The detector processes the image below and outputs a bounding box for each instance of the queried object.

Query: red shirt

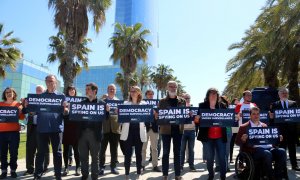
[208,126,222,139]
[0,101,25,132]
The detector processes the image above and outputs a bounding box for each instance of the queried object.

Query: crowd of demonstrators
[1,75,300,180]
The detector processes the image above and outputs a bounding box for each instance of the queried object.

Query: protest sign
[105,100,124,115]
[27,94,65,113]
[274,108,300,123]
[143,99,159,108]
[65,96,86,103]
[198,109,235,127]
[0,106,19,123]
[157,107,191,124]
[118,105,153,123]
[247,127,280,145]
[69,102,106,121]
[242,110,269,124]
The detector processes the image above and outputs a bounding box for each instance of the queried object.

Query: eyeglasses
[130,91,137,93]
[5,92,12,94]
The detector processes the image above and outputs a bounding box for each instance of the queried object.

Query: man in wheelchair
[235,106,288,180]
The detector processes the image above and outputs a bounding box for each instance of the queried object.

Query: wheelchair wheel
[235,152,255,180]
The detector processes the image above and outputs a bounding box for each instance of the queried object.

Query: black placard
[118,105,154,123]
[27,94,65,113]
[143,99,159,108]
[65,96,87,103]
[242,110,269,124]
[274,108,300,123]
[105,100,124,115]
[157,107,191,124]
[198,109,235,127]
[69,102,106,121]
[247,127,280,145]
[0,106,19,123]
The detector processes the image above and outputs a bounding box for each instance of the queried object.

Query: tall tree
[110,23,151,99]
[0,24,22,78]
[48,32,92,93]
[138,64,153,91]
[48,0,111,92]
[151,64,174,99]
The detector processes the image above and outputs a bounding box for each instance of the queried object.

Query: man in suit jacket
[236,106,287,179]
[269,87,300,171]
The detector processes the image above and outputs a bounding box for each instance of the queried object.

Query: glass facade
[0,60,58,99]
[115,0,159,66]
[74,65,123,99]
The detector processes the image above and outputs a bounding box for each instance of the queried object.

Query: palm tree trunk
[287,55,300,103]
[123,71,131,100]
[263,59,279,88]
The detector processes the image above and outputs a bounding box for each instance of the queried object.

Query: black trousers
[26,124,50,172]
[35,132,62,177]
[63,144,80,169]
[99,132,120,169]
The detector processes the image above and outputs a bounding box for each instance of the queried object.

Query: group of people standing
[0,74,299,180]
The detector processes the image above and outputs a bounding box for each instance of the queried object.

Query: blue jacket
[36,90,65,133]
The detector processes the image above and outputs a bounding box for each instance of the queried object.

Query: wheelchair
[234,151,288,180]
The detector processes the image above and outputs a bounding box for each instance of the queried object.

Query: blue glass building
[115,0,159,66]
[0,60,60,98]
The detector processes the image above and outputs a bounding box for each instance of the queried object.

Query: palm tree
[172,76,186,96]
[151,64,174,99]
[110,23,151,99]
[115,71,139,100]
[48,0,111,92]
[138,64,153,91]
[48,32,92,93]
[0,24,22,78]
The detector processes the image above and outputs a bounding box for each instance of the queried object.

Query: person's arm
[235,126,247,146]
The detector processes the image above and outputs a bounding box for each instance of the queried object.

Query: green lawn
[19,132,26,159]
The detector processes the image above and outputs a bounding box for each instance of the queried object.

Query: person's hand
[189,111,193,118]
[106,104,110,112]
[63,101,69,112]
[154,110,158,120]
[194,115,200,124]
[23,99,29,108]
[280,135,283,142]
[114,108,118,114]
[235,114,239,121]
[241,134,248,143]
[269,111,274,119]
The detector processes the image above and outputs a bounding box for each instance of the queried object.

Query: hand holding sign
[241,134,248,143]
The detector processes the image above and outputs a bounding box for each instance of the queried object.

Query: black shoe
[81,175,88,180]
[207,176,214,180]
[0,172,7,179]
[99,168,104,176]
[23,170,34,175]
[111,168,119,174]
[68,159,73,167]
[292,166,300,171]
[153,166,161,172]
[214,166,220,172]
[75,167,81,176]
[42,168,49,174]
[62,168,69,176]
[33,175,41,180]
[189,166,196,172]
[11,172,17,178]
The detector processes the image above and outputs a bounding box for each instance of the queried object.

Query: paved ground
[9,139,300,180]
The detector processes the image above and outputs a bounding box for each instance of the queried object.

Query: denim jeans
[161,126,182,177]
[252,147,287,178]
[180,130,195,167]
[203,138,227,179]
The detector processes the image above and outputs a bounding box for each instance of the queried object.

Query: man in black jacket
[270,87,300,171]
[78,83,109,180]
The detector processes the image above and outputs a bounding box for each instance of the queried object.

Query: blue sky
[0,0,266,104]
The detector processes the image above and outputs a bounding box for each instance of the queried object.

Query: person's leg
[63,144,70,169]
[123,140,133,175]
[204,140,215,178]
[68,145,73,165]
[287,139,297,168]
[89,133,100,180]
[99,133,109,169]
[43,141,50,170]
[187,130,195,168]
[73,143,80,168]
[149,130,159,168]
[110,133,120,169]
[34,133,49,177]
[135,140,143,175]
[0,133,8,173]
[180,132,187,168]
[157,134,162,158]
[252,147,273,178]
[161,134,171,177]
[215,138,227,179]
[172,132,182,177]
[78,130,89,178]
[271,148,287,178]
[25,125,37,173]
[141,132,149,167]
[8,132,20,172]
[229,133,237,162]
[50,132,63,178]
